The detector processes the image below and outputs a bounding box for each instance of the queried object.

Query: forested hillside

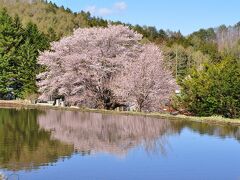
[0,0,239,117]
[0,0,108,39]
[1,0,240,55]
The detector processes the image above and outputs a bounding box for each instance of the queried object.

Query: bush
[178,56,240,118]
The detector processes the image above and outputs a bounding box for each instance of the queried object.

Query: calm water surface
[0,108,240,180]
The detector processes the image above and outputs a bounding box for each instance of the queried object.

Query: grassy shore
[0,100,240,126]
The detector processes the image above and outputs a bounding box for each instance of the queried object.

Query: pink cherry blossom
[37,25,177,111]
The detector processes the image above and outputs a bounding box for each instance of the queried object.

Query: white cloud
[98,8,112,16]
[85,1,127,16]
[114,2,127,11]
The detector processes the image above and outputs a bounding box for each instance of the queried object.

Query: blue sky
[50,0,240,35]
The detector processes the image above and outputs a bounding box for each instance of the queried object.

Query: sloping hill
[0,0,107,38]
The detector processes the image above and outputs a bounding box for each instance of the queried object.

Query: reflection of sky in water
[0,108,240,180]
[3,129,240,180]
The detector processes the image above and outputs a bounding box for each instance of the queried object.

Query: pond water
[0,108,240,180]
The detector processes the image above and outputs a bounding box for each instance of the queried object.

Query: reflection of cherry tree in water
[38,110,240,157]
[1,108,239,174]
[37,110,176,156]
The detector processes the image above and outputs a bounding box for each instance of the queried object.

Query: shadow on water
[0,108,240,172]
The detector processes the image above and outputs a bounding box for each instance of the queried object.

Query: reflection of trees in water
[1,108,239,172]
[0,108,73,171]
[38,110,240,156]
[38,110,175,156]
[171,120,240,141]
